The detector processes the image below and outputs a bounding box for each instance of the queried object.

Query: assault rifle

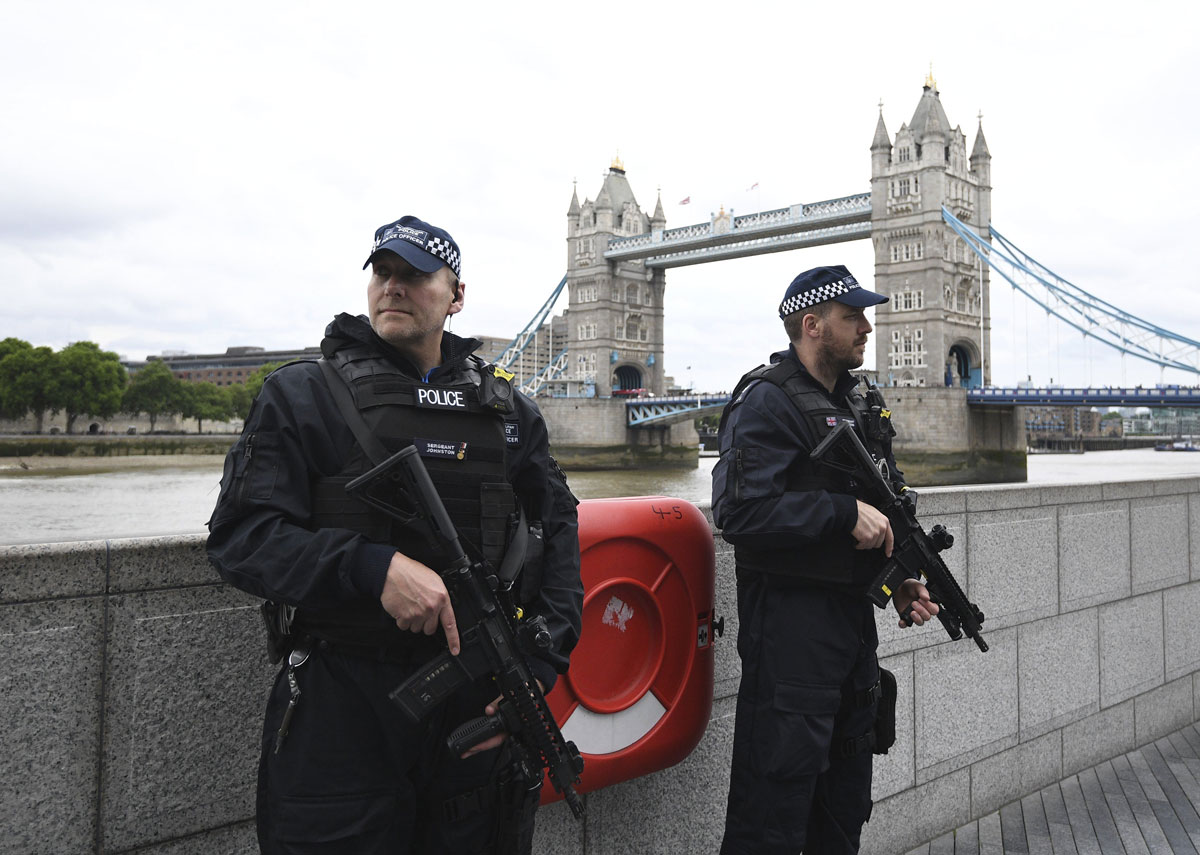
[345,446,585,818]
[811,420,989,652]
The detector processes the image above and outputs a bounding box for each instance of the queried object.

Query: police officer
[207,215,583,854]
[712,265,938,854]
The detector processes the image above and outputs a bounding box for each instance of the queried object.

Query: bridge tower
[870,74,993,388]
[565,157,667,397]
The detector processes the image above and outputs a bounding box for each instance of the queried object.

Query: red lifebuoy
[542,496,716,801]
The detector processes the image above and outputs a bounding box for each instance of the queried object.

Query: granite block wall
[1,596,105,855]
[2,475,1198,853]
[0,537,270,855]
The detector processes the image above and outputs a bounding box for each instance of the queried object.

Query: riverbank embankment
[0,435,234,476]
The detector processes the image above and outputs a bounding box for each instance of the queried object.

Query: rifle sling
[319,358,390,465]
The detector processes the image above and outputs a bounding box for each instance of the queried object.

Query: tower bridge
[495,73,1198,479]
[501,72,998,402]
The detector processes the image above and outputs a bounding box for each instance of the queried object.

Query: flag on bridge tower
[747,182,759,191]
[678,196,691,205]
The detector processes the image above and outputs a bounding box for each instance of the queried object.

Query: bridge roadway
[623,393,731,426]
[969,387,1200,407]
[622,386,1200,427]
[909,722,1200,855]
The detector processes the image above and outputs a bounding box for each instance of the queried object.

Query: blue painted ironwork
[605,193,872,269]
[942,207,1200,377]
[519,347,569,397]
[625,394,732,427]
[968,386,1200,406]
[496,275,568,371]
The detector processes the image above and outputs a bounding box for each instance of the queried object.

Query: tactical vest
[722,358,898,589]
[300,342,518,652]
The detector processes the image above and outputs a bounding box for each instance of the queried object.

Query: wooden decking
[905,724,1200,855]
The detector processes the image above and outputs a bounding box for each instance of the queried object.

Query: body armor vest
[724,358,897,589]
[301,342,518,652]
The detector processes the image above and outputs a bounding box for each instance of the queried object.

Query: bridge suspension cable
[942,207,1200,378]
[495,275,568,374]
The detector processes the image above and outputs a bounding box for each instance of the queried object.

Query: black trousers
[256,644,509,854]
[720,574,879,855]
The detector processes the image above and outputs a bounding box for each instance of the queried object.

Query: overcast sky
[3,1,1197,392]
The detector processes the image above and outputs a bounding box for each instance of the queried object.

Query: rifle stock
[345,445,586,817]
[811,421,989,653]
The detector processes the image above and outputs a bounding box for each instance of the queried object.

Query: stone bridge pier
[536,397,699,469]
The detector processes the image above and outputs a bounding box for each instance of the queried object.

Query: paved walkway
[905,724,1200,855]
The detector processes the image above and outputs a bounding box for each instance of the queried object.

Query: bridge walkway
[906,723,1200,854]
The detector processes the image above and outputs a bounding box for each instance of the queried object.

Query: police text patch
[416,386,468,410]
[375,224,428,251]
[504,421,521,446]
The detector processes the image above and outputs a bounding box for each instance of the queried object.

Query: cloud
[1,0,1197,393]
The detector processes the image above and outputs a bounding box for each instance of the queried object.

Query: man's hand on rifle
[460,680,547,759]
[893,579,939,629]
[852,500,894,557]
[381,552,462,655]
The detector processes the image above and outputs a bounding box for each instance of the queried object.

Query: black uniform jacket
[711,346,901,590]
[207,314,583,689]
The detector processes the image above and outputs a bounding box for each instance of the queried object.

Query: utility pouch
[873,667,897,755]
[260,600,296,665]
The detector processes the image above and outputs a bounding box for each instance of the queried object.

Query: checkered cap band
[778,276,861,317]
[426,236,461,278]
[371,224,461,278]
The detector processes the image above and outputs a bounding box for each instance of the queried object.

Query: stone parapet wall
[3,475,1198,853]
[0,537,271,854]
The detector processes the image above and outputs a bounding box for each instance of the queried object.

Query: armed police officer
[713,265,938,854]
[207,215,583,854]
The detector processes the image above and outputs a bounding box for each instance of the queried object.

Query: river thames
[2,448,1199,546]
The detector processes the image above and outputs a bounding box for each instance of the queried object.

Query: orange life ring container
[542,496,716,801]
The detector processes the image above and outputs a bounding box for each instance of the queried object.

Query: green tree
[245,361,285,401]
[0,337,30,363]
[56,341,128,433]
[181,381,234,433]
[0,344,60,432]
[0,337,34,421]
[122,360,184,432]
[228,382,253,421]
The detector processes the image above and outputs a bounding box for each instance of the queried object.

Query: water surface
[2,448,1198,546]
